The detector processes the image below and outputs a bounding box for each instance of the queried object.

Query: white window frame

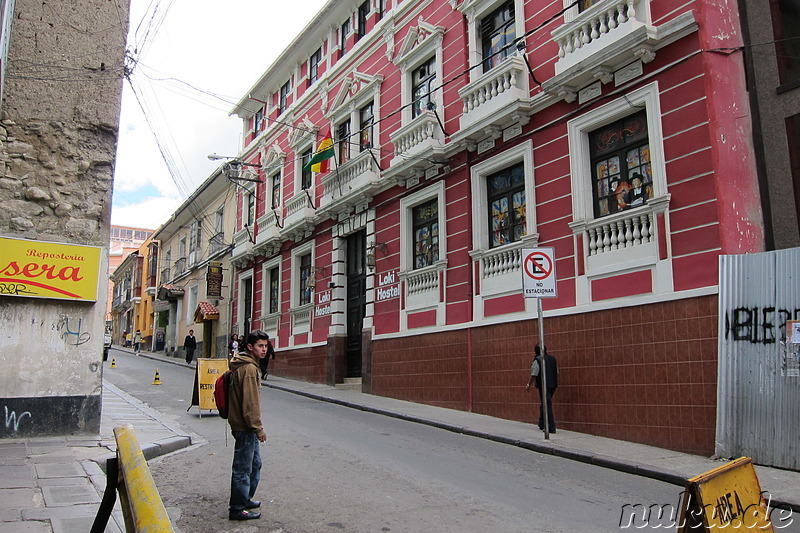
[468,140,538,302]
[458,0,525,80]
[394,22,445,126]
[186,283,198,324]
[399,181,447,315]
[236,268,254,334]
[289,241,314,337]
[327,73,382,169]
[567,82,672,297]
[260,258,282,340]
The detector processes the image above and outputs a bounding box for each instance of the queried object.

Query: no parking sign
[522,247,557,298]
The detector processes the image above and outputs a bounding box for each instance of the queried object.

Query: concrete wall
[0,0,129,437]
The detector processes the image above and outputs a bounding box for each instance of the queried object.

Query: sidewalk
[2,347,798,532]
[0,374,195,533]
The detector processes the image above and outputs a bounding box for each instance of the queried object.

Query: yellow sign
[678,457,773,532]
[0,236,102,301]
[196,358,229,411]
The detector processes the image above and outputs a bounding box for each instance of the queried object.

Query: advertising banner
[0,236,102,301]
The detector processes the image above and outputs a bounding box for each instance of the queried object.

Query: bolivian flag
[304,128,335,173]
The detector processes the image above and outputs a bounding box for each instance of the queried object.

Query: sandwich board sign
[522,247,557,298]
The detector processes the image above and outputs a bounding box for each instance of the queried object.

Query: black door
[346,230,367,378]
[243,277,253,339]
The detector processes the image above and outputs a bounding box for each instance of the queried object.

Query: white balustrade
[556,0,637,61]
[481,247,522,279]
[406,268,438,296]
[586,211,653,256]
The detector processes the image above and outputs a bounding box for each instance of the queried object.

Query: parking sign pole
[538,297,550,440]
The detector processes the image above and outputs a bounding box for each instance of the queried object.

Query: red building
[226,0,762,455]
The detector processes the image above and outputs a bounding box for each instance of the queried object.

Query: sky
[111,0,330,230]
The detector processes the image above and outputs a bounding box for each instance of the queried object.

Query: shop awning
[194,301,220,322]
[157,284,185,300]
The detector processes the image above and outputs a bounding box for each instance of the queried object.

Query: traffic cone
[152,368,161,385]
[110,358,116,368]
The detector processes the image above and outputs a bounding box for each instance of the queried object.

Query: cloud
[112,0,329,231]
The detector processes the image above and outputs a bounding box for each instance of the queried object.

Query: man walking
[133,330,142,353]
[525,344,558,433]
[227,330,270,521]
[184,329,197,364]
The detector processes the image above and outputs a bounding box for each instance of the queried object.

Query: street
[103,348,697,532]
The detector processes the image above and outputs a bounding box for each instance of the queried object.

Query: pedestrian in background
[125,331,132,347]
[525,344,558,433]
[133,330,142,353]
[228,334,239,358]
[227,329,270,521]
[184,329,197,364]
[259,339,276,380]
[238,335,246,354]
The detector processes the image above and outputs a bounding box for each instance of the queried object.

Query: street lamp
[208,154,262,183]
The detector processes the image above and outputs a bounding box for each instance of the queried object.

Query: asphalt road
[103,348,690,532]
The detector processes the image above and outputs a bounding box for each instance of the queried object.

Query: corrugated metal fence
[717,248,800,470]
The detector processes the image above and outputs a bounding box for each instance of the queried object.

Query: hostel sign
[0,236,101,301]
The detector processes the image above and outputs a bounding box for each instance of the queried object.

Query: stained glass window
[271,172,281,210]
[412,199,439,269]
[301,150,312,190]
[359,102,374,151]
[481,1,516,72]
[268,266,279,314]
[487,162,526,248]
[299,253,312,305]
[337,119,351,164]
[590,111,652,217]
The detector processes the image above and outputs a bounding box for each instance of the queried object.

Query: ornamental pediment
[328,71,384,118]
[394,18,445,66]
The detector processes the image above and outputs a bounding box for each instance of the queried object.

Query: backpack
[214,370,232,419]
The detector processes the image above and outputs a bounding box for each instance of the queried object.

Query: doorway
[346,230,367,378]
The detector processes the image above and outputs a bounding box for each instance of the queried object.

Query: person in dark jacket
[184,329,197,364]
[525,344,558,433]
[227,330,270,521]
[258,339,276,380]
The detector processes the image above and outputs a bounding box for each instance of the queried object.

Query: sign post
[522,247,557,439]
[189,358,229,417]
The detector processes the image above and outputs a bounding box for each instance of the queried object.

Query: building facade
[738,0,800,250]
[152,166,236,359]
[0,0,129,437]
[106,225,153,324]
[223,0,765,456]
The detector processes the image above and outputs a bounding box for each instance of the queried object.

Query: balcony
[210,231,227,255]
[282,191,317,241]
[173,257,187,277]
[231,227,255,265]
[160,267,170,284]
[455,55,534,141]
[386,112,447,181]
[255,211,282,257]
[542,2,696,101]
[317,150,382,219]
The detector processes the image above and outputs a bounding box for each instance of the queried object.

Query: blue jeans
[229,431,262,513]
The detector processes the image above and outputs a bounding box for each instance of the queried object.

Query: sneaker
[245,500,261,509]
[229,510,261,521]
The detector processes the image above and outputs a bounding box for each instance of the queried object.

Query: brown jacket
[226,352,265,439]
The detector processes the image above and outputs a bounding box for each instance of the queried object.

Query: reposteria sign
[0,236,102,301]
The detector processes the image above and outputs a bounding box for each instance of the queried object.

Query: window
[337,119,351,164]
[215,206,224,234]
[187,284,198,323]
[189,221,198,252]
[377,0,385,20]
[589,111,652,218]
[301,149,313,190]
[359,102,374,151]
[268,266,280,314]
[412,199,440,269]
[299,253,312,305]
[481,0,515,72]
[487,162,527,248]
[341,18,350,55]
[357,1,369,40]
[309,47,321,86]
[412,56,437,118]
[772,0,800,84]
[254,108,264,134]
[271,171,282,209]
[179,237,186,258]
[246,190,255,226]
[279,80,291,115]
[579,0,599,11]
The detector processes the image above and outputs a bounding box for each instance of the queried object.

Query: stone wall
[0,0,130,437]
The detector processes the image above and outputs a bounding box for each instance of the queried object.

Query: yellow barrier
[113,424,174,533]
